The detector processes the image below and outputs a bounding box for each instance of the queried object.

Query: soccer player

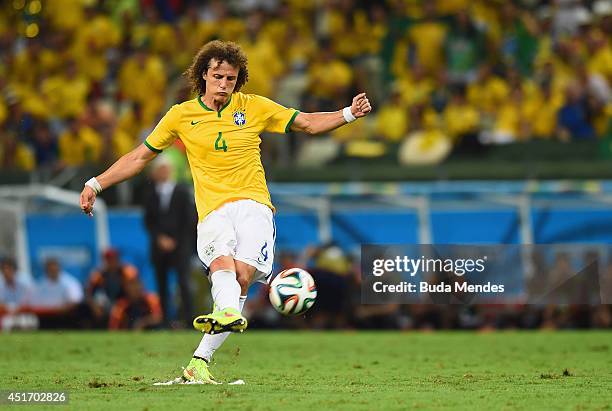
[80,40,372,383]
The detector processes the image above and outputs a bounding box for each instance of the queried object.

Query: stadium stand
[0,1,611,331]
[0,0,610,176]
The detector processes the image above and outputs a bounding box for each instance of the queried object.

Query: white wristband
[85,177,102,194]
[342,106,357,123]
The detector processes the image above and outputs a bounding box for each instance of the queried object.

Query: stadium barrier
[2,182,612,294]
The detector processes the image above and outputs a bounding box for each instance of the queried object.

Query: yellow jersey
[145,92,299,221]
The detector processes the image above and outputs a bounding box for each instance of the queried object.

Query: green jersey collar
[198,95,232,116]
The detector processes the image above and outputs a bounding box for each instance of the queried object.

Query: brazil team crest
[233,110,246,126]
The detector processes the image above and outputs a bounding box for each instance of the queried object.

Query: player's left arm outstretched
[290,92,372,135]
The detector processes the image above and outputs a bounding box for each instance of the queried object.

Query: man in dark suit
[143,156,196,327]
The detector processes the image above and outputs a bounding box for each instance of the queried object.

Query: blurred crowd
[0,0,611,174]
[2,243,611,331]
[0,251,163,331]
[246,244,612,330]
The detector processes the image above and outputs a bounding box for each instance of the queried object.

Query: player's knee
[209,255,235,273]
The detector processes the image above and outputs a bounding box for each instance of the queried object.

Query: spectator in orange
[109,273,162,330]
[85,249,138,328]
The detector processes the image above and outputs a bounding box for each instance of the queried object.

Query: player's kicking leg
[182,268,247,383]
[183,294,247,383]
[192,258,249,334]
[181,260,253,383]
[182,200,272,383]
[193,260,254,336]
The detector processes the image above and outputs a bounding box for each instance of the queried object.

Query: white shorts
[196,199,275,283]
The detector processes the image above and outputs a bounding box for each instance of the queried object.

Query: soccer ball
[269,268,317,315]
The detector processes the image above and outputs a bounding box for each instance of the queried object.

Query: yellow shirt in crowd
[44,0,85,32]
[59,126,102,166]
[375,104,409,142]
[118,54,166,126]
[0,140,34,171]
[444,102,480,139]
[41,73,90,119]
[467,76,509,114]
[408,21,448,72]
[308,58,353,99]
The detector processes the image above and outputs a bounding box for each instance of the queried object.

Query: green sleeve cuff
[144,140,162,153]
[285,110,300,133]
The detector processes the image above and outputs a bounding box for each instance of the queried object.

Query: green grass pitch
[1,331,611,410]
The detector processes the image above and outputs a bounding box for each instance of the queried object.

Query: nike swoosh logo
[191,120,203,125]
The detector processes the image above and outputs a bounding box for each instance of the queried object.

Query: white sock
[210,269,241,311]
[194,295,247,362]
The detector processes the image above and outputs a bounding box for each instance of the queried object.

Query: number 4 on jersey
[215,132,228,152]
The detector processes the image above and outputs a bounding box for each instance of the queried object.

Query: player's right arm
[80,143,158,216]
[80,105,181,216]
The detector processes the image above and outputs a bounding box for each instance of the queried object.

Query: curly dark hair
[184,40,249,95]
